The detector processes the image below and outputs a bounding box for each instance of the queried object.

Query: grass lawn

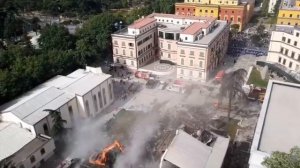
[247,67,268,88]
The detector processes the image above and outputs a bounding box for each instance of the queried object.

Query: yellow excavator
[89,140,124,167]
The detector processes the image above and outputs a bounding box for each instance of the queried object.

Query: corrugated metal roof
[64,70,111,96]
[0,122,35,160]
[163,130,212,168]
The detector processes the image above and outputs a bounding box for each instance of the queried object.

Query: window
[190,51,194,55]
[98,92,103,108]
[211,10,214,13]
[292,52,295,58]
[205,10,208,13]
[289,62,293,68]
[298,54,300,61]
[40,148,46,155]
[109,84,113,100]
[165,33,174,40]
[199,72,202,78]
[93,95,98,112]
[278,57,282,63]
[189,71,193,76]
[297,32,299,37]
[287,39,291,43]
[85,100,90,116]
[115,49,118,54]
[122,42,125,47]
[283,59,286,65]
[190,60,193,66]
[102,88,107,105]
[283,14,285,17]
[19,165,25,168]
[68,106,74,122]
[114,41,118,45]
[199,61,203,68]
[238,17,241,22]
[224,17,227,20]
[181,58,184,65]
[285,49,289,55]
[232,11,234,14]
[200,9,202,12]
[168,54,171,58]
[230,17,233,21]
[168,44,171,49]
[181,49,185,54]
[43,124,49,135]
[30,155,36,163]
[130,51,133,56]
[185,37,187,40]
[280,47,284,53]
[294,41,298,46]
[282,37,286,41]
[290,14,293,17]
[129,43,134,47]
[123,50,125,55]
[200,52,204,57]
[159,31,164,38]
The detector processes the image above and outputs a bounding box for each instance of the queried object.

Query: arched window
[98,92,103,108]
[43,124,49,135]
[40,148,46,155]
[30,155,36,163]
[109,84,113,100]
[102,88,107,105]
[85,100,90,117]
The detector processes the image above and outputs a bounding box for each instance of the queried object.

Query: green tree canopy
[263,146,300,168]
[39,24,76,51]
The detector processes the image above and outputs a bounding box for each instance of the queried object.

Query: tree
[76,12,121,62]
[263,146,300,168]
[43,109,67,136]
[39,24,76,51]
[219,69,248,121]
[261,0,270,16]
[251,34,262,47]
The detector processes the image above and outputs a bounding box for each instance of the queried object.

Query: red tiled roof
[181,22,211,35]
[128,17,156,29]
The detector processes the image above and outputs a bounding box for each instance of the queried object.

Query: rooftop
[257,81,300,153]
[162,130,229,168]
[0,67,111,125]
[128,17,156,29]
[148,13,216,23]
[179,20,228,45]
[181,22,203,35]
[0,122,35,160]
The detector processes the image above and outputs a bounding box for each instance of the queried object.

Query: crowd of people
[227,47,267,57]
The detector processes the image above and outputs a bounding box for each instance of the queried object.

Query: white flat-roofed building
[159,129,229,168]
[0,122,55,168]
[249,80,300,168]
[112,13,230,81]
[0,66,114,167]
[267,25,300,72]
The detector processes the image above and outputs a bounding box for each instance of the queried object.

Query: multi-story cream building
[112,13,230,81]
[267,25,300,72]
[0,66,114,168]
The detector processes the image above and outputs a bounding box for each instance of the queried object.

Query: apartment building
[175,0,254,31]
[0,66,114,168]
[277,0,300,26]
[112,13,230,81]
[267,25,300,72]
[111,17,158,69]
